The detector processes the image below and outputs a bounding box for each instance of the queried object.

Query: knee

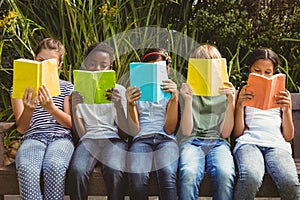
[43,160,67,176]
[68,163,88,179]
[238,167,263,187]
[17,164,40,178]
[128,173,149,188]
[103,167,125,182]
[179,167,200,186]
[214,167,235,184]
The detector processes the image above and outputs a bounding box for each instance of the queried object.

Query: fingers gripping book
[12,58,60,99]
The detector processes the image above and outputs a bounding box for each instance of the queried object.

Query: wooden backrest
[291,93,300,159]
[0,122,15,168]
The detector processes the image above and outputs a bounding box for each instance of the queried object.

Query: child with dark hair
[233,47,300,199]
[11,38,74,200]
[68,42,128,200]
[126,48,179,200]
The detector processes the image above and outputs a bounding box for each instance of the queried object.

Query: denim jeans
[234,144,300,200]
[127,134,179,200]
[68,138,128,200]
[16,133,74,200]
[179,138,235,200]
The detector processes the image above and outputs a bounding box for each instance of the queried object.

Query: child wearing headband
[126,48,179,200]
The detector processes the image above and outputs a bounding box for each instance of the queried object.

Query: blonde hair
[190,44,222,59]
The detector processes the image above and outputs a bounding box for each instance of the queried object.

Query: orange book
[244,73,286,110]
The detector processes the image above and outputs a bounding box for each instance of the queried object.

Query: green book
[73,70,116,104]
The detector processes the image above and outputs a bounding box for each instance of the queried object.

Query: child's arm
[276,90,294,141]
[38,85,72,129]
[179,83,193,136]
[106,88,128,139]
[11,88,37,134]
[233,86,254,138]
[219,82,236,138]
[162,79,179,134]
[69,91,86,136]
[125,86,140,136]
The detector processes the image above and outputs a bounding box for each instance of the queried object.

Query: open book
[130,61,171,102]
[187,58,229,96]
[244,73,286,110]
[73,70,116,104]
[12,58,60,99]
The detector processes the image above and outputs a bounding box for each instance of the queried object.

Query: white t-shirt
[234,106,292,154]
[75,84,127,140]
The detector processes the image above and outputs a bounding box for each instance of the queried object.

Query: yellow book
[187,58,229,96]
[12,58,60,99]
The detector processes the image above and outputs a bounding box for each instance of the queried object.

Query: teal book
[130,61,171,102]
[73,70,116,104]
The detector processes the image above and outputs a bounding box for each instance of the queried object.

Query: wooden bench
[0,93,299,199]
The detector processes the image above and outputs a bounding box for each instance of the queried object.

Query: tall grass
[0,0,299,125]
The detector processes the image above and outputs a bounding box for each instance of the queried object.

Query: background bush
[1,0,300,122]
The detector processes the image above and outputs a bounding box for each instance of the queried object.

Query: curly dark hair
[86,42,115,64]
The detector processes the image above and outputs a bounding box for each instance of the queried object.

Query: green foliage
[0,0,300,124]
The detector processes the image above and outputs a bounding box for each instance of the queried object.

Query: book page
[156,61,172,101]
[187,58,228,96]
[12,58,60,99]
[73,70,115,104]
[244,73,286,110]
[211,59,229,95]
[41,59,60,97]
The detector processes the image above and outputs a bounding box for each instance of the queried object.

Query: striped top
[12,80,74,137]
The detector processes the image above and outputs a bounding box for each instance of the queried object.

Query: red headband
[141,52,164,62]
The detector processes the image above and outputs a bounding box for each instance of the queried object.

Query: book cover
[244,73,286,110]
[187,58,229,96]
[73,70,116,104]
[12,58,60,99]
[129,61,172,102]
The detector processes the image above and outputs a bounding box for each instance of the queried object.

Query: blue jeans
[16,133,74,200]
[68,138,128,200]
[127,134,179,200]
[234,144,300,200]
[179,138,235,200]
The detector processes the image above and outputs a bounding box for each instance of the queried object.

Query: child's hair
[141,48,172,65]
[190,44,222,59]
[86,42,115,64]
[245,47,280,72]
[34,38,65,63]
